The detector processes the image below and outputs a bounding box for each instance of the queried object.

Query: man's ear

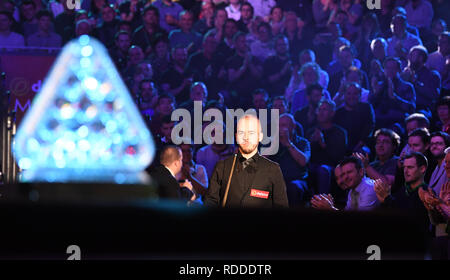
[420,165,426,175]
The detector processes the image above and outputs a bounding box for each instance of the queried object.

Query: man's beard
[238,143,258,154]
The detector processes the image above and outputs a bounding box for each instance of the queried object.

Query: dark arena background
[0,0,449,264]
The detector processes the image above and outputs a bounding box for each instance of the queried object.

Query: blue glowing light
[13,36,155,183]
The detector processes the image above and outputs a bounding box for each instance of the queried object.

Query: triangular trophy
[13,35,155,184]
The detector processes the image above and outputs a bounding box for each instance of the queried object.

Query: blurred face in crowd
[119,23,131,34]
[102,6,115,23]
[241,4,253,21]
[155,40,168,58]
[190,83,207,102]
[346,70,361,84]
[272,99,287,114]
[335,12,348,27]
[224,20,238,39]
[271,7,283,22]
[371,40,386,60]
[140,81,156,102]
[432,20,446,37]
[215,9,227,27]
[21,3,36,21]
[1,1,14,13]
[375,134,396,160]
[258,25,270,42]
[128,46,144,65]
[437,104,450,124]
[309,89,324,107]
[391,17,406,37]
[173,47,188,66]
[344,85,361,109]
[430,136,447,159]
[236,115,262,155]
[160,121,175,142]
[76,21,91,36]
[116,33,131,53]
[252,93,267,110]
[302,66,319,86]
[144,10,159,26]
[403,157,425,185]
[408,136,429,154]
[203,34,218,54]
[439,35,450,55]
[138,62,153,79]
[284,13,297,32]
[316,102,334,123]
[341,162,363,190]
[279,115,295,138]
[338,49,353,69]
[406,120,424,135]
[0,14,11,32]
[202,2,214,19]
[157,97,175,116]
[409,49,425,69]
[234,34,248,54]
[275,37,289,56]
[180,12,194,32]
[180,144,193,165]
[384,60,400,79]
[38,15,52,32]
[335,166,347,190]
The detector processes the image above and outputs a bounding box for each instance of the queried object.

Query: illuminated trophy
[13,35,155,184]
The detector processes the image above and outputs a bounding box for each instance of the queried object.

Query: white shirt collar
[164,165,176,178]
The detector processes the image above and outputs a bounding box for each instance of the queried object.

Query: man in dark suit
[204,114,289,208]
[150,145,196,202]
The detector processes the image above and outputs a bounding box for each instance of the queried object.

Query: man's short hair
[271,95,288,107]
[143,4,160,18]
[160,145,181,166]
[370,37,387,51]
[383,56,402,70]
[344,82,362,95]
[115,30,130,40]
[391,14,407,25]
[436,95,450,110]
[241,2,254,14]
[430,131,450,147]
[408,128,431,144]
[318,98,336,111]
[252,88,269,99]
[20,0,36,9]
[157,92,176,107]
[409,45,429,61]
[345,66,363,82]
[36,10,52,20]
[404,151,428,169]
[374,128,401,149]
[405,113,430,128]
[299,49,316,62]
[232,31,246,43]
[339,156,363,171]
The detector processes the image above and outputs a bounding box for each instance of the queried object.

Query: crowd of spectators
[1,0,450,258]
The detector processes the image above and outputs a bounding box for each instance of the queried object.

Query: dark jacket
[150,165,193,201]
[204,153,289,208]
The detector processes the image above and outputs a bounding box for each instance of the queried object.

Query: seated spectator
[289,63,331,113]
[148,35,171,83]
[370,57,416,129]
[307,99,348,194]
[226,31,263,108]
[311,156,379,211]
[436,96,450,134]
[249,21,275,63]
[328,45,369,96]
[404,0,433,30]
[355,128,401,186]
[54,3,76,44]
[177,142,209,199]
[180,81,208,114]
[270,95,304,137]
[20,0,38,39]
[225,0,241,21]
[285,49,329,102]
[208,8,227,43]
[193,1,215,34]
[160,45,192,104]
[168,10,202,54]
[268,114,311,207]
[74,19,93,37]
[370,37,388,67]
[424,19,447,53]
[334,82,375,152]
[428,131,450,195]
[354,13,381,71]
[294,84,327,134]
[137,79,158,121]
[0,11,24,48]
[119,0,144,32]
[386,14,422,63]
[216,18,238,58]
[268,5,283,36]
[132,5,168,56]
[251,88,269,110]
[426,32,450,79]
[333,66,371,107]
[149,145,197,203]
[402,45,441,112]
[236,2,253,33]
[27,10,62,48]
[149,93,176,137]
[185,30,227,98]
[93,5,119,50]
[262,35,292,96]
[282,11,308,62]
[110,31,131,72]
[152,0,184,32]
